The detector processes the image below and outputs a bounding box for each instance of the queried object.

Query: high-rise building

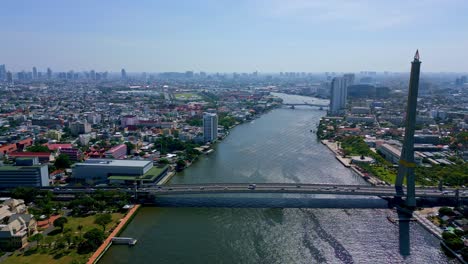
[6,71,13,84]
[90,70,96,80]
[330,77,347,115]
[329,73,355,115]
[47,68,52,79]
[0,64,6,80]
[121,68,127,80]
[70,121,92,136]
[203,113,218,143]
[32,67,37,79]
[343,73,355,86]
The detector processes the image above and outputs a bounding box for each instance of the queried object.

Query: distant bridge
[283,103,329,108]
[137,183,465,199]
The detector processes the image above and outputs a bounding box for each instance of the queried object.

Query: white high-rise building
[330,74,354,115]
[203,113,218,143]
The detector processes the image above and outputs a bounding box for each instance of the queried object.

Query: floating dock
[111,237,137,246]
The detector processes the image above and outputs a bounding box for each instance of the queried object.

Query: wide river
[100,93,454,264]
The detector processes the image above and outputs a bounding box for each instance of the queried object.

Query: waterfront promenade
[87,204,141,264]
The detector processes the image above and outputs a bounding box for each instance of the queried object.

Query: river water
[100,94,454,264]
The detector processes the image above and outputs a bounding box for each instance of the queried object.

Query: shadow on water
[151,196,389,209]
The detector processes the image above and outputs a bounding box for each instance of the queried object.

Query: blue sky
[1,0,467,72]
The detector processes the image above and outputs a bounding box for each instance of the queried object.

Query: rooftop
[108,165,168,181]
[77,159,152,168]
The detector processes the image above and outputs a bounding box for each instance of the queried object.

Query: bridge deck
[139,183,464,198]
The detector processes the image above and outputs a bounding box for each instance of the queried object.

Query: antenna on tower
[414,50,420,61]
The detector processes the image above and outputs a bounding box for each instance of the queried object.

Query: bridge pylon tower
[395,50,421,208]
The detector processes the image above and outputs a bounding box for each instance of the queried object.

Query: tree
[11,187,38,203]
[42,204,53,224]
[125,142,135,155]
[159,158,169,165]
[77,224,84,237]
[64,232,73,247]
[53,216,68,232]
[439,207,454,217]
[54,154,72,169]
[26,144,50,153]
[445,237,464,251]
[176,159,186,171]
[442,231,457,240]
[94,213,112,232]
[454,229,464,237]
[462,247,468,261]
[28,233,43,249]
[78,228,105,254]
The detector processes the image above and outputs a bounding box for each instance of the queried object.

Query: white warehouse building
[72,159,153,184]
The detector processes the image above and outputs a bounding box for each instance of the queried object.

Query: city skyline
[1,0,468,72]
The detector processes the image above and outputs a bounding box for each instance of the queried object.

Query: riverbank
[87,204,141,264]
[157,171,175,185]
[321,139,385,186]
[415,208,468,264]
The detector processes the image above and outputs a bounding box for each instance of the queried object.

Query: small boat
[387,216,397,224]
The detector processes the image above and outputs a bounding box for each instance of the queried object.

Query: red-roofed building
[0,144,17,156]
[0,138,33,156]
[43,143,73,151]
[105,144,127,159]
[16,138,33,150]
[9,152,52,163]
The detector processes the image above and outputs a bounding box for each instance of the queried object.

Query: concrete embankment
[87,204,141,264]
[321,140,384,185]
[414,209,467,264]
[157,171,176,185]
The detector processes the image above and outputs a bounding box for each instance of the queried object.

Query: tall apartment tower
[329,73,355,115]
[6,71,13,84]
[330,77,347,115]
[32,67,37,79]
[203,113,218,143]
[0,64,6,80]
[121,68,127,80]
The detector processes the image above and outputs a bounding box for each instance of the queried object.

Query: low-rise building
[346,115,375,124]
[0,214,36,250]
[0,164,49,188]
[105,144,127,159]
[72,159,153,184]
[59,148,82,162]
[9,152,52,163]
[377,143,422,165]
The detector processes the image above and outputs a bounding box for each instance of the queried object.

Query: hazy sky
[1,0,467,72]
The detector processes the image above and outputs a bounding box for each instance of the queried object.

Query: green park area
[339,136,467,186]
[3,188,132,264]
[3,213,123,264]
[174,93,201,101]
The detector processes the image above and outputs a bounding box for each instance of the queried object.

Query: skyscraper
[203,113,218,143]
[0,64,6,80]
[6,71,13,84]
[329,73,355,115]
[90,70,96,80]
[32,67,37,79]
[343,73,355,86]
[47,68,52,79]
[330,77,347,115]
[121,68,127,80]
